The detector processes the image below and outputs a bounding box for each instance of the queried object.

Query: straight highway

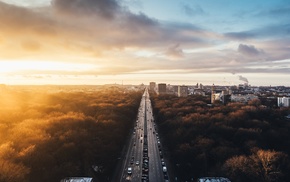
[118,88,168,182]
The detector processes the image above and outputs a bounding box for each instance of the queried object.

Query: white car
[162,166,167,173]
[136,161,140,165]
[127,167,132,175]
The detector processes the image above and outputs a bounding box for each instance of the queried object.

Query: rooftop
[197,177,231,182]
[60,177,93,182]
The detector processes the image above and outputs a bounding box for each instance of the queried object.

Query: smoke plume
[238,75,248,83]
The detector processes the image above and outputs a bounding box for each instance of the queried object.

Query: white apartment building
[230,94,258,103]
[277,97,290,107]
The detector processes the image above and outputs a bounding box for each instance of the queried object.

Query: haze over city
[0,0,289,86]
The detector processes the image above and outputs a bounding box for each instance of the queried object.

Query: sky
[0,0,290,86]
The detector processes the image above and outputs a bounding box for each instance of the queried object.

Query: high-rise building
[158,83,167,94]
[200,83,203,89]
[173,86,178,95]
[149,82,156,91]
[178,86,188,97]
[278,97,290,107]
[211,84,216,104]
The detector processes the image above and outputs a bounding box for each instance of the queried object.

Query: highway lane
[119,97,144,182]
[146,95,164,182]
[119,88,167,182]
[120,90,146,182]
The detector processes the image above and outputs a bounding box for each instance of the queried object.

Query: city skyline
[0,0,290,86]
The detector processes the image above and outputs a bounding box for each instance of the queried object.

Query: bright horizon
[0,0,290,86]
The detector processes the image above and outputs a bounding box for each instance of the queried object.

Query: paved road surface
[119,88,169,182]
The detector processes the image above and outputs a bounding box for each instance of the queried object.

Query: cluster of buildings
[150,82,205,98]
[149,82,290,107]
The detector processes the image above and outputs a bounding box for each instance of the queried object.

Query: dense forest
[150,93,290,182]
[0,86,142,182]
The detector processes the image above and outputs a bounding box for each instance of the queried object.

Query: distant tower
[178,86,188,97]
[211,84,216,104]
[149,82,156,91]
[200,83,203,89]
[158,83,167,95]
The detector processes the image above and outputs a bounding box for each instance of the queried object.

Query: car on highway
[163,166,167,173]
[130,158,134,164]
[141,174,148,180]
[136,161,139,165]
[164,173,169,180]
[142,167,149,174]
[127,167,132,175]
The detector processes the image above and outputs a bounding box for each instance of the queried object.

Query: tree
[0,160,29,182]
[223,150,290,182]
[223,155,262,182]
[248,98,261,107]
[256,150,289,182]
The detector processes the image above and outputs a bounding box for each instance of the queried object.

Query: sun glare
[0,61,99,73]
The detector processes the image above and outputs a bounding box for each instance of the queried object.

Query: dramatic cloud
[164,44,184,59]
[238,44,264,57]
[52,0,120,19]
[224,24,290,40]
[224,31,256,40]
[181,4,204,17]
[259,39,290,61]
[1,0,290,86]
[121,0,143,9]
[0,0,211,61]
